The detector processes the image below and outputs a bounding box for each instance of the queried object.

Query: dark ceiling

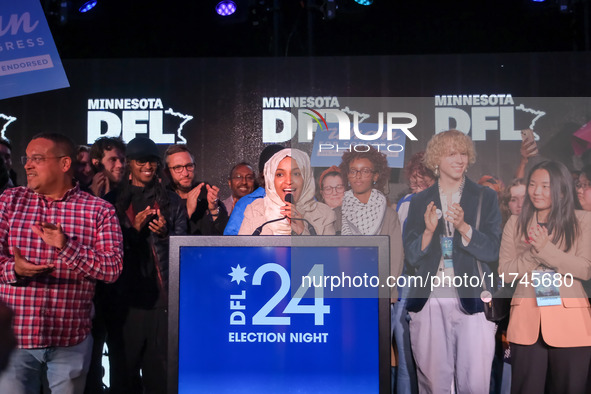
[44,0,590,58]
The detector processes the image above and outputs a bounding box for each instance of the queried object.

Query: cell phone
[521,129,538,157]
[93,161,105,173]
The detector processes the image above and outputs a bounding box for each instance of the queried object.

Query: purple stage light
[216,1,237,16]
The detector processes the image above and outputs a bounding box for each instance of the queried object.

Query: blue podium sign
[0,0,69,100]
[169,236,391,394]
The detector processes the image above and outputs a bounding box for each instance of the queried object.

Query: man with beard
[222,162,256,216]
[164,144,227,234]
[89,137,126,197]
[85,137,126,393]
[105,137,186,393]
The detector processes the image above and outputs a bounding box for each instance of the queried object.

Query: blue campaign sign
[169,236,391,394]
[310,122,406,168]
[0,0,69,100]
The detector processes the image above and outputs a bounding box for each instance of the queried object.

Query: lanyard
[438,177,465,237]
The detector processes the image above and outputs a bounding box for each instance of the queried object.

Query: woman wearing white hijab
[239,148,336,235]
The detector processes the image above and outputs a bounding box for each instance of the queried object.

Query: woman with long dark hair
[499,160,591,394]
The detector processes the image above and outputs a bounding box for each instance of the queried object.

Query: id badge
[533,269,561,307]
[440,236,453,269]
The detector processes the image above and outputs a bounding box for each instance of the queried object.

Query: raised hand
[148,209,167,236]
[13,247,54,277]
[31,222,67,250]
[186,183,204,218]
[133,206,157,232]
[528,224,550,253]
[281,202,305,235]
[424,201,438,234]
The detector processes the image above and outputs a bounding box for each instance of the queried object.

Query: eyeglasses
[231,174,254,182]
[21,155,66,165]
[348,168,375,178]
[169,163,195,173]
[576,181,591,190]
[134,158,158,166]
[322,185,345,194]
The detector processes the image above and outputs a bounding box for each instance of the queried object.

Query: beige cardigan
[238,198,336,236]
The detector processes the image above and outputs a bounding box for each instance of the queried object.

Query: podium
[168,236,391,394]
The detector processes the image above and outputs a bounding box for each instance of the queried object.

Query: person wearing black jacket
[105,137,187,394]
[403,130,501,394]
[163,144,227,235]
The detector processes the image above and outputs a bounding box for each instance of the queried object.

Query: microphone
[252,217,285,236]
[290,217,317,236]
[284,193,293,203]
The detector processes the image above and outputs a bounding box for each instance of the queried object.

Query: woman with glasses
[499,160,591,393]
[334,147,404,391]
[403,129,501,393]
[239,148,335,235]
[335,147,403,281]
[317,165,345,209]
[576,165,591,211]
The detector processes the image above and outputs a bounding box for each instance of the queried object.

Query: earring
[434,165,439,177]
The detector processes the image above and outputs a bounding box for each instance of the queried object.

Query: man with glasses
[164,144,227,235]
[0,133,123,394]
[223,144,285,235]
[223,162,256,215]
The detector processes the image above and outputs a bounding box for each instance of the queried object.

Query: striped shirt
[0,185,123,348]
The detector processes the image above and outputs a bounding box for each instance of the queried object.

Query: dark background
[3,0,588,198]
[42,0,591,58]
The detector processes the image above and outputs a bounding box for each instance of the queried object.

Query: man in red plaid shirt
[0,133,123,394]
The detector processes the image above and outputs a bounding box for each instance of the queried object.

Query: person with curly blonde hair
[403,129,502,393]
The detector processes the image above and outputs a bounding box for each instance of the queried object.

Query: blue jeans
[0,335,92,394]
[391,281,418,394]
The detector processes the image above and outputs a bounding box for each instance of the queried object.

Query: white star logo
[228,264,249,284]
